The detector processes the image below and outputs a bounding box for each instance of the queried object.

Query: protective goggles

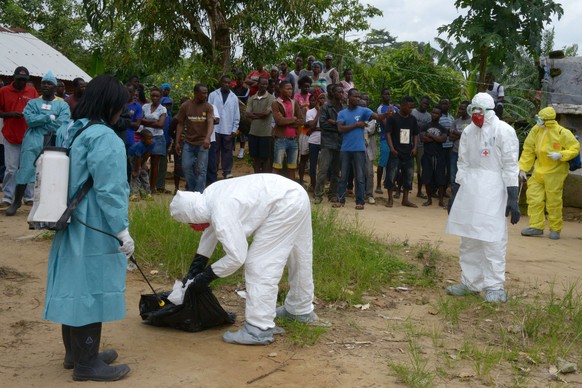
[534,115,545,127]
[467,103,494,115]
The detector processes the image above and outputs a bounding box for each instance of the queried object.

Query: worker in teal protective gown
[43,75,133,382]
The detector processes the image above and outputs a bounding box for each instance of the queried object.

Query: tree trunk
[203,0,231,74]
[214,25,231,74]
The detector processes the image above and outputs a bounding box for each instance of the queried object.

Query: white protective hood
[471,92,496,123]
[170,190,211,224]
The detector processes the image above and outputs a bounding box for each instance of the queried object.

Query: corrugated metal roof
[0,29,91,81]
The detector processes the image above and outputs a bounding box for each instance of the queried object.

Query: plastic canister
[28,147,70,228]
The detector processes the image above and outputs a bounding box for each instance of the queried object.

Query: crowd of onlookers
[149,54,506,211]
[0,59,507,212]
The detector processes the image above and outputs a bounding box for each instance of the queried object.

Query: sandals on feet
[355,204,364,210]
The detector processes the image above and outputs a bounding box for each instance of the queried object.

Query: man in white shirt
[208,75,240,179]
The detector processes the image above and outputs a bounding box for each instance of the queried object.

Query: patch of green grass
[434,295,479,326]
[311,208,419,302]
[430,323,444,349]
[388,325,434,387]
[275,319,327,347]
[512,282,582,363]
[431,282,582,385]
[459,340,504,384]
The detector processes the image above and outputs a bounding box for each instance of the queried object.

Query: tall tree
[83,0,381,74]
[355,42,465,109]
[437,0,563,90]
[364,28,397,49]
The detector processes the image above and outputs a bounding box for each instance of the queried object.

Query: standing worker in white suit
[170,173,317,345]
[445,93,520,303]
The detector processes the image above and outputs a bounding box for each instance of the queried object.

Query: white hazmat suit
[445,93,519,301]
[170,174,315,342]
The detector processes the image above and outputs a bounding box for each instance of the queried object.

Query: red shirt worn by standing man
[245,67,270,97]
[0,68,39,145]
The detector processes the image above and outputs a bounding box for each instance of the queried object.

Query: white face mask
[535,115,545,127]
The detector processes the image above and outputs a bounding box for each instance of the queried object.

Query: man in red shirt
[271,81,304,179]
[0,66,38,209]
[244,65,269,97]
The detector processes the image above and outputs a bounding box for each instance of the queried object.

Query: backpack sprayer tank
[27,147,70,229]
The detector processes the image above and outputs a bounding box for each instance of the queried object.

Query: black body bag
[139,285,235,332]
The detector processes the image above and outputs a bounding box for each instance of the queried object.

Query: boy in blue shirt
[128,129,154,201]
[334,89,386,209]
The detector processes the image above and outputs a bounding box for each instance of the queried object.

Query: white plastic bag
[167,279,193,305]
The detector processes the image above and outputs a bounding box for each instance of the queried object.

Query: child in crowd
[128,129,154,201]
[305,89,326,192]
[295,78,312,189]
[294,76,312,111]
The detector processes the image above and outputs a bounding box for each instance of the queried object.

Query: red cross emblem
[481,149,490,156]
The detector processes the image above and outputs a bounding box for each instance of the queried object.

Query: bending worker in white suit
[170,173,317,345]
[446,93,520,303]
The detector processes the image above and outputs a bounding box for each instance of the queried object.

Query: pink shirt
[293,92,311,112]
[282,99,296,137]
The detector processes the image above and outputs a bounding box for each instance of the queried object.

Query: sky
[362,0,581,54]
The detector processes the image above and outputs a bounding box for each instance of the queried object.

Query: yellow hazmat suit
[518,107,580,233]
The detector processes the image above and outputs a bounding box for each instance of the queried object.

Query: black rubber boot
[71,323,130,381]
[5,184,25,216]
[62,325,119,369]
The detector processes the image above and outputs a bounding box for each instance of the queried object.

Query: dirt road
[1,186,581,387]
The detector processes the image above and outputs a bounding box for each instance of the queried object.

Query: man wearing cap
[0,66,38,210]
[6,70,71,216]
[322,54,339,86]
